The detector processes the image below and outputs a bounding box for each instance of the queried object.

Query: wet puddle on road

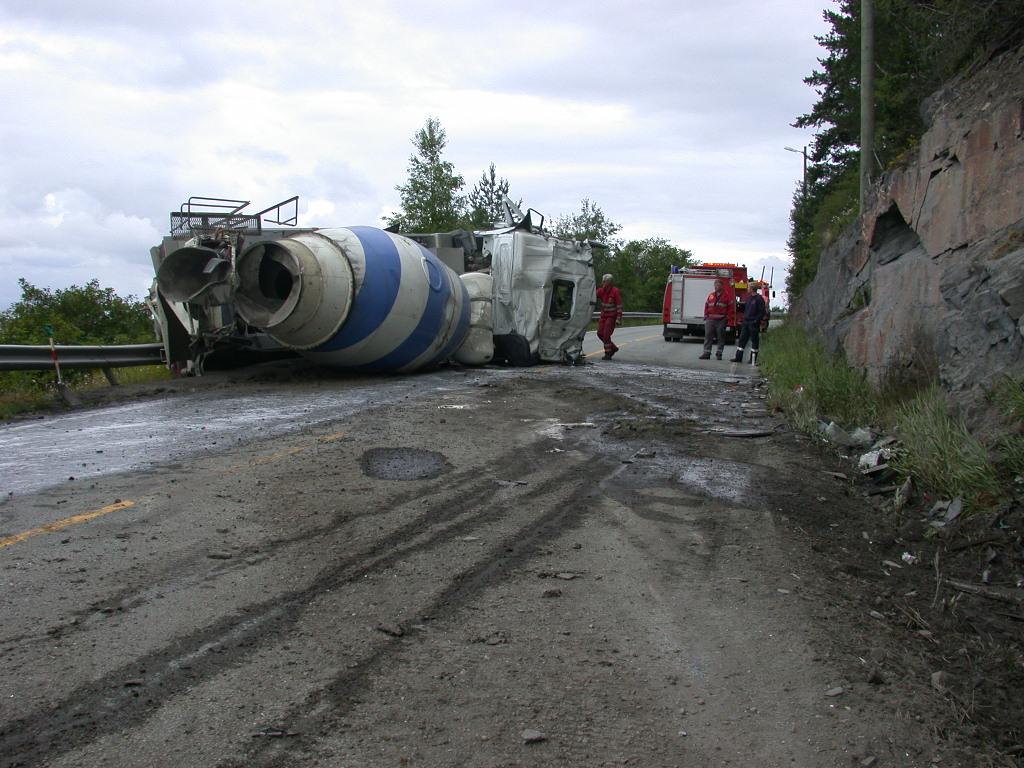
[360,448,451,481]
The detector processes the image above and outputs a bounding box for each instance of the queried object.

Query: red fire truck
[662,263,771,342]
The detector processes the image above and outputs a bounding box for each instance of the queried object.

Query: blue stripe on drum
[313,226,401,352]
[357,244,454,372]
[425,277,471,367]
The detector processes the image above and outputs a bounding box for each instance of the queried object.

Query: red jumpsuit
[596,285,623,358]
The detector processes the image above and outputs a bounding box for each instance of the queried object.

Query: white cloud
[0,0,828,310]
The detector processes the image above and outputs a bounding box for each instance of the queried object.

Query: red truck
[661,263,771,342]
[662,263,743,342]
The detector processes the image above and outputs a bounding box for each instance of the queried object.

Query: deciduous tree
[385,117,466,232]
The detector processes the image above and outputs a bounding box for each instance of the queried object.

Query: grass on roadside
[758,323,879,430]
[892,386,1001,505]
[0,364,173,420]
[760,324,1022,511]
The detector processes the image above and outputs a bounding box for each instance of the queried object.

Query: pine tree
[467,163,513,228]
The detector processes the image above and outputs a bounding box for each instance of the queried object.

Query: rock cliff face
[794,43,1024,420]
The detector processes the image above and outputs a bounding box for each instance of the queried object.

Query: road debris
[931,671,952,693]
[252,727,301,738]
[520,729,546,744]
[375,623,405,637]
[824,686,845,698]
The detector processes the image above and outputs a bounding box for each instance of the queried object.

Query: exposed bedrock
[794,43,1024,422]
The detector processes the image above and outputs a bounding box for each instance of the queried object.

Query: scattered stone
[542,588,563,598]
[824,686,845,698]
[207,551,234,560]
[869,610,886,620]
[901,552,918,566]
[123,679,144,687]
[894,477,913,511]
[824,471,849,480]
[633,448,657,458]
[777,588,791,595]
[848,427,874,447]
[861,757,878,767]
[882,560,903,570]
[521,729,546,744]
[943,498,964,525]
[456,536,480,542]
[867,668,886,685]
[376,623,404,637]
[555,572,578,581]
[931,671,952,693]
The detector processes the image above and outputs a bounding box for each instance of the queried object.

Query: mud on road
[0,363,1013,767]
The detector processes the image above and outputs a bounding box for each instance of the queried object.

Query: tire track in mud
[0,441,611,768]
[227,453,621,768]
[0,442,538,656]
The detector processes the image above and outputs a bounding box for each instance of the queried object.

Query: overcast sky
[0,0,830,312]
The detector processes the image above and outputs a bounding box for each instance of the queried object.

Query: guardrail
[0,344,165,372]
[591,312,662,320]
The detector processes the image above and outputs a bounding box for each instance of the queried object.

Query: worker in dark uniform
[699,279,729,360]
[596,273,623,360]
[732,286,767,363]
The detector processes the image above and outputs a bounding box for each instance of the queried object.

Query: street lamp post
[784,145,808,197]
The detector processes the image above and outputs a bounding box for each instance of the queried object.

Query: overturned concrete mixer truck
[148,196,598,373]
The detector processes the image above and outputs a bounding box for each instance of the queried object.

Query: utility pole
[859,0,875,214]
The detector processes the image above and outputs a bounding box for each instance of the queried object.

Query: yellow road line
[3,428,349,550]
[585,332,663,358]
[0,500,136,550]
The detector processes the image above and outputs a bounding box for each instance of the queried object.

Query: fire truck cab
[661,263,748,342]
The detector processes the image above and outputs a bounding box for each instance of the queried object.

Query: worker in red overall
[699,278,730,360]
[596,273,623,360]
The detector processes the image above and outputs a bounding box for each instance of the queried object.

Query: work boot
[750,349,759,365]
[732,349,743,363]
[601,352,612,360]
[715,351,722,360]
[698,351,711,360]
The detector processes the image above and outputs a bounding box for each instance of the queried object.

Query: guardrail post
[102,367,119,386]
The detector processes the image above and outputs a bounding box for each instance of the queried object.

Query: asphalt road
[581,324,759,372]
[0,330,949,767]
